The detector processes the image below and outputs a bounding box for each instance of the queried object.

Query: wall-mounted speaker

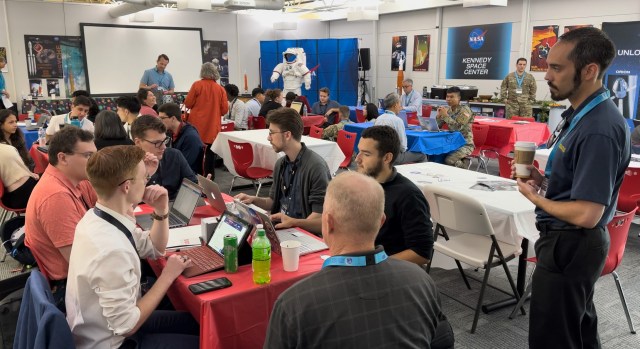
[358,48,371,71]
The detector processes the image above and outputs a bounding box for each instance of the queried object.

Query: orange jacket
[184,79,229,144]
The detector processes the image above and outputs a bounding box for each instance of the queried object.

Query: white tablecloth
[535,149,640,170]
[211,129,345,176]
[396,162,538,251]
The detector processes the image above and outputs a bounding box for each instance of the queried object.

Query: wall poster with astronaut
[203,40,229,86]
[602,21,640,120]
[530,25,559,72]
[391,36,407,71]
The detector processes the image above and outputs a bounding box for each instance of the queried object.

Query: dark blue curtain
[260,38,358,107]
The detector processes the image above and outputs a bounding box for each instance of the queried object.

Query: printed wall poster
[24,35,63,79]
[445,23,512,80]
[0,47,7,72]
[29,79,43,98]
[203,40,229,86]
[47,79,60,97]
[530,25,559,72]
[391,36,407,71]
[602,21,640,120]
[413,35,430,72]
[563,24,593,33]
[60,37,87,97]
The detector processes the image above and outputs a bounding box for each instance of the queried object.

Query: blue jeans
[120,310,199,349]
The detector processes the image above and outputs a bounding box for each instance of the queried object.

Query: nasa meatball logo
[468,28,487,50]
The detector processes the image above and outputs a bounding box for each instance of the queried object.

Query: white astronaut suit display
[270,47,311,96]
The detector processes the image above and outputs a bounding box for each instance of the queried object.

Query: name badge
[515,88,523,94]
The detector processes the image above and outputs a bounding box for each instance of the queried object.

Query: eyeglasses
[118,174,151,186]
[142,136,170,148]
[68,151,95,159]
[268,130,288,136]
[402,85,411,88]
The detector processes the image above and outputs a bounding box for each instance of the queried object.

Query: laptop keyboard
[180,248,223,270]
[168,215,183,228]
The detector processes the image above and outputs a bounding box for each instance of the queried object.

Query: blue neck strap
[544,89,610,177]
[322,250,388,269]
[515,72,525,88]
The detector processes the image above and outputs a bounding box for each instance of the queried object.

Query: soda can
[223,234,238,273]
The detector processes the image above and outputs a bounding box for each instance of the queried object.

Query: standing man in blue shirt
[516,27,630,349]
[140,54,175,95]
[401,79,422,117]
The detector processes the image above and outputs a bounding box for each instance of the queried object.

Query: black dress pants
[529,225,609,349]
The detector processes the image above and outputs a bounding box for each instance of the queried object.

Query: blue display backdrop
[260,38,359,107]
[446,23,512,80]
[602,21,640,121]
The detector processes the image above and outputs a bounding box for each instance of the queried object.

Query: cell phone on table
[188,277,232,295]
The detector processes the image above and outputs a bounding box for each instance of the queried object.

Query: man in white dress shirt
[65,145,199,349]
[401,79,422,117]
[374,93,427,164]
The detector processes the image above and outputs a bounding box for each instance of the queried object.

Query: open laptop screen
[290,101,303,114]
[208,212,250,255]
[172,180,202,220]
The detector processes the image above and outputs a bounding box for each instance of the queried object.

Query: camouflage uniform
[437,105,474,168]
[500,72,537,118]
[322,120,352,142]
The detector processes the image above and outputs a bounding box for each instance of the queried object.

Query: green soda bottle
[252,225,271,284]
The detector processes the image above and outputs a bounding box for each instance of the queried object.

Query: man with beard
[515,27,630,348]
[355,125,433,265]
[235,108,331,236]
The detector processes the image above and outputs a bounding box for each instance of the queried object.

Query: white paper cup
[281,240,302,272]
[514,141,537,178]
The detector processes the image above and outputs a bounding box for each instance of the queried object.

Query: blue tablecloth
[343,122,466,158]
[19,126,39,147]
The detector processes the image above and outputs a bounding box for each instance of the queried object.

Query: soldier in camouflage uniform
[322,106,353,142]
[500,58,537,118]
[436,86,474,168]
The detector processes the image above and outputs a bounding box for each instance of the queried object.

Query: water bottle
[38,127,46,145]
[252,225,271,284]
[302,104,308,117]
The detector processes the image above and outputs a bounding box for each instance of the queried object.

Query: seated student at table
[46,95,94,143]
[322,105,353,142]
[0,143,39,209]
[66,145,199,349]
[25,127,98,309]
[436,86,475,169]
[265,172,448,348]
[259,88,283,118]
[132,115,197,200]
[401,78,422,117]
[158,103,204,175]
[116,96,142,140]
[137,88,159,118]
[245,87,265,117]
[312,87,341,128]
[364,102,380,121]
[284,92,311,112]
[356,126,434,265]
[374,93,427,164]
[235,108,331,235]
[1,109,34,168]
[93,110,134,151]
[223,84,248,130]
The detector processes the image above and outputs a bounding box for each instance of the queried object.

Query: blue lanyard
[404,90,412,105]
[322,250,388,269]
[384,110,395,115]
[515,72,525,88]
[544,89,610,177]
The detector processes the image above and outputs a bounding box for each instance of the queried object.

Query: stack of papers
[166,225,202,250]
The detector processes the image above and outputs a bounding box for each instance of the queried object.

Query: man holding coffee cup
[515,27,630,349]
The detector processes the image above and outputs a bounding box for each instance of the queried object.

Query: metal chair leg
[509,278,532,319]
[455,260,472,290]
[612,271,637,334]
[256,180,263,197]
[471,249,495,334]
[228,176,237,194]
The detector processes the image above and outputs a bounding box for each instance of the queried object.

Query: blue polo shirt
[140,67,175,91]
[537,88,631,228]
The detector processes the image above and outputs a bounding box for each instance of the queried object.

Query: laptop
[289,101,303,114]
[136,179,201,231]
[196,174,237,213]
[179,211,253,278]
[418,116,441,132]
[25,114,50,131]
[397,110,409,128]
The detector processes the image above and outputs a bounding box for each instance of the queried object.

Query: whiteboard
[81,24,203,95]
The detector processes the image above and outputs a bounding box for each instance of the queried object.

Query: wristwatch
[150,211,169,221]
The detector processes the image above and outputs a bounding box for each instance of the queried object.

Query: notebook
[179,211,253,278]
[196,174,237,213]
[136,179,201,231]
[290,101,303,114]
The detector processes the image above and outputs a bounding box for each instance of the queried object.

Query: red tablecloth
[143,198,325,349]
[301,114,325,135]
[474,117,550,155]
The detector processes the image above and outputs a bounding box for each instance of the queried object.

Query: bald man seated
[265,172,452,348]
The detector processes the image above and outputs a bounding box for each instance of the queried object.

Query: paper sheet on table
[1,96,12,109]
[166,225,202,249]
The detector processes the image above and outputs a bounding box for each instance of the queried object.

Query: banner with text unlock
[446,23,512,80]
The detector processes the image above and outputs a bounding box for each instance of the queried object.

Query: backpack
[1,216,37,267]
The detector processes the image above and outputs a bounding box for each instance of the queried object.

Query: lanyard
[515,72,525,88]
[322,250,388,269]
[94,207,139,258]
[404,90,412,106]
[544,89,610,177]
